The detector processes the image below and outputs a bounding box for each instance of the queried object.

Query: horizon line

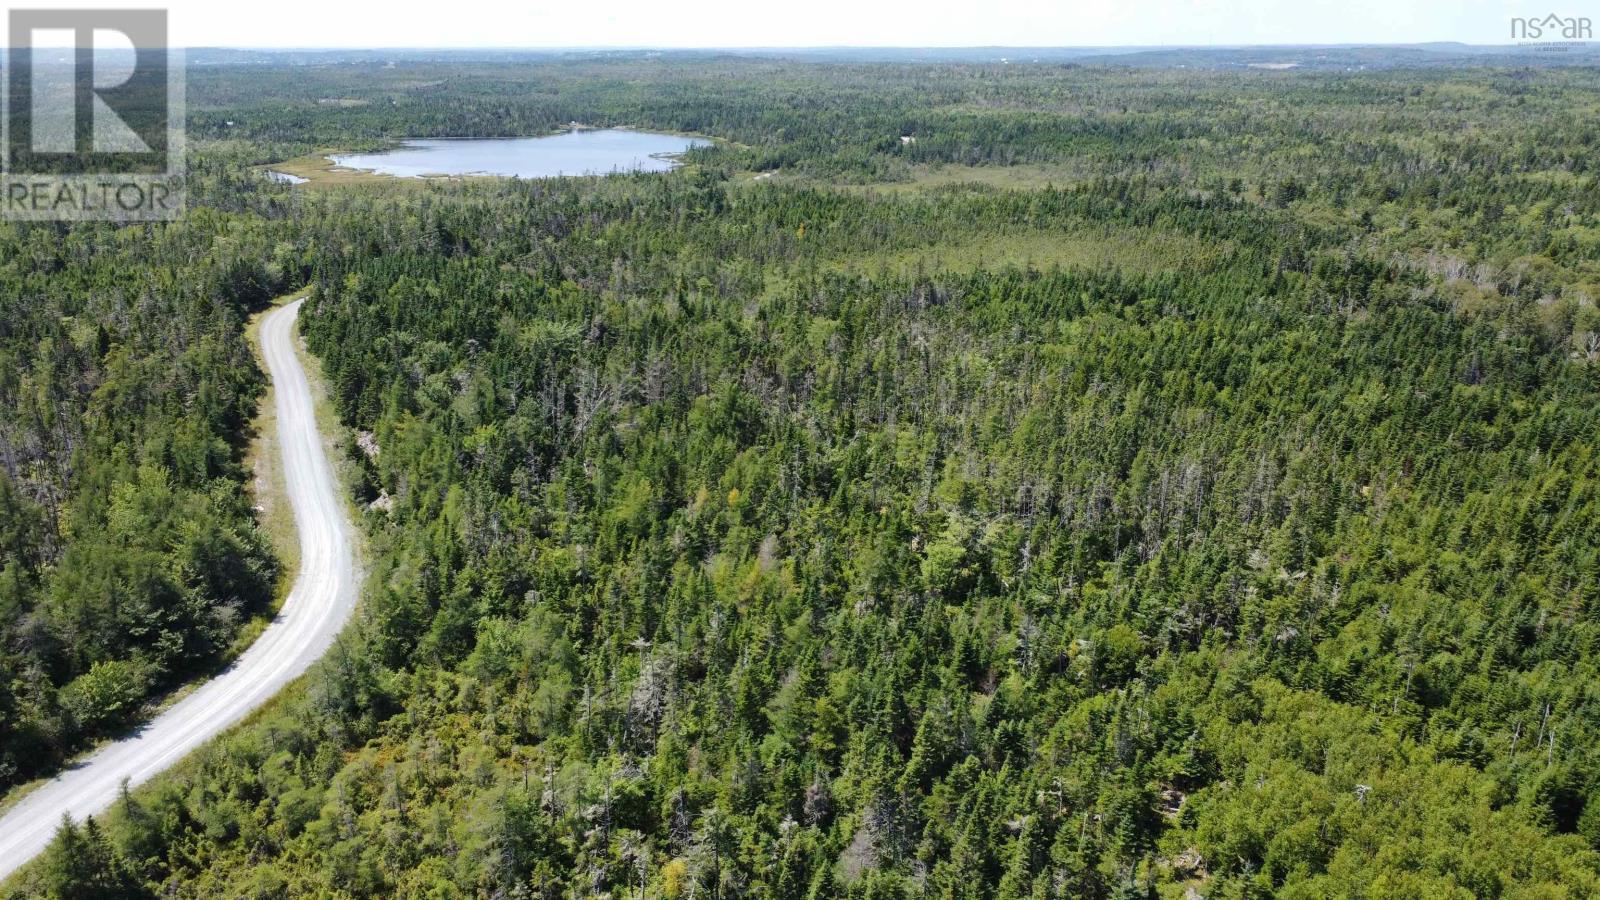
[176,40,1576,50]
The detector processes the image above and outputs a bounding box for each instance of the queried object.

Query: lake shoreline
[323,129,712,181]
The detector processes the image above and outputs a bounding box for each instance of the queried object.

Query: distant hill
[166,43,1600,68]
[4,43,1596,69]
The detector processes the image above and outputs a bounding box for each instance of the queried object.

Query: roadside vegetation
[0,217,309,789]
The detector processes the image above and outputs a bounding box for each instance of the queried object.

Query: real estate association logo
[1510,12,1594,44]
[1,8,185,221]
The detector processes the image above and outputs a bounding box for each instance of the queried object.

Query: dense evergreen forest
[6,57,1600,897]
[0,206,305,783]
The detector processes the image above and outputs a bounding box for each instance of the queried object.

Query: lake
[265,170,308,185]
[327,129,711,179]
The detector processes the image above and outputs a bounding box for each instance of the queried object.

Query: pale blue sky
[10,0,1585,48]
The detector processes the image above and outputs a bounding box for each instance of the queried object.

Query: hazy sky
[7,0,1577,48]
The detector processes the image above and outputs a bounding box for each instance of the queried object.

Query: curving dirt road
[0,298,356,879]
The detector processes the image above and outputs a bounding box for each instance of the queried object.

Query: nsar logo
[1511,12,1593,41]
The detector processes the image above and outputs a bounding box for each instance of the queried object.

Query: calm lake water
[327,130,711,179]
[265,170,308,185]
